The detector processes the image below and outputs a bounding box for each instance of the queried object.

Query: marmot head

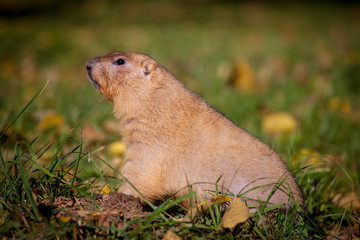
[86,52,158,102]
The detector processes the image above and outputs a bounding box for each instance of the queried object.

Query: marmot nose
[86,61,92,71]
[87,57,101,71]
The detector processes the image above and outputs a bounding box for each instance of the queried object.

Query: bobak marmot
[86,52,303,208]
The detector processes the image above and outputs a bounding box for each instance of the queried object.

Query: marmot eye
[115,58,125,65]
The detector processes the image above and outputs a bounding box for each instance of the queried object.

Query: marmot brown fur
[86,52,303,208]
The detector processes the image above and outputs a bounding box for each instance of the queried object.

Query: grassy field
[1,0,360,239]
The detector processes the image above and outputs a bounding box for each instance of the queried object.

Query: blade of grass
[256,208,269,238]
[129,193,195,236]
[71,141,82,185]
[144,192,195,225]
[0,166,21,201]
[335,208,347,238]
[207,204,218,227]
[21,140,70,184]
[21,140,101,208]
[18,159,40,221]
[253,226,266,240]
[49,128,74,173]
[0,81,48,139]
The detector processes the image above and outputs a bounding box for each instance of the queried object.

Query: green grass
[1,0,360,238]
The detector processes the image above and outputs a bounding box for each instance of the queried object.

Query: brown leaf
[221,197,250,230]
[333,192,360,210]
[163,231,181,240]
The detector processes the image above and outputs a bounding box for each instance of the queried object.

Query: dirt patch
[41,193,149,228]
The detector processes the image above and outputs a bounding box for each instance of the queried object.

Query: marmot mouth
[87,74,100,90]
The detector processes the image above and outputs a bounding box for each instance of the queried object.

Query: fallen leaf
[327,97,352,117]
[101,185,111,195]
[210,195,233,204]
[58,216,71,223]
[76,210,92,218]
[353,216,360,236]
[108,141,126,156]
[196,201,211,213]
[163,231,181,240]
[185,195,234,222]
[228,61,256,92]
[221,197,250,230]
[184,201,210,222]
[262,112,297,135]
[333,192,360,210]
[340,101,352,116]
[292,148,325,169]
[38,113,64,133]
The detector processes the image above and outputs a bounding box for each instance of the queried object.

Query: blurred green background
[0,0,359,182]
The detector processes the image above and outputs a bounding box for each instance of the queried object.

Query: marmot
[86,52,303,208]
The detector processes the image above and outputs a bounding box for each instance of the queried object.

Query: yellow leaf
[38,113,64,132]
[221,197,250,230]
[228,61,256,92]
[210,195,233,204]
[327,97,342,112]
[292,148,325,169]
[58,216,71,223]
[101,185,111,195]
[327,97,352,117]
[262,112,297,135]
[108,141,126,156]
[184,201,211,222]
[339,101,352,116]
[196,201,211,213]
[163,230,181,240]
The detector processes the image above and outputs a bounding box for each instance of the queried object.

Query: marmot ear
[142,59,157,77]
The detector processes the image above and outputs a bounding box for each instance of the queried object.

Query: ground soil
[41,193,149,228]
